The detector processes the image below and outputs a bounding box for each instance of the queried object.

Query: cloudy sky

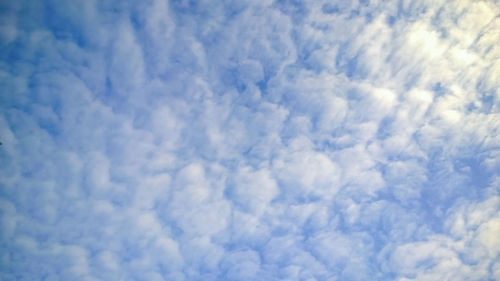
[1,0,500,280]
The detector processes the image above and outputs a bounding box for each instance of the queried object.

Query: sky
[0,0,500,280]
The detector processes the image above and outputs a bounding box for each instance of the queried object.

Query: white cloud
[229,166,278,215]
[220,249,261,280]
[273,137,341,201]
[1,0,499,280]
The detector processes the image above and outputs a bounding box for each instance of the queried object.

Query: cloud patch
[1,0,499,280]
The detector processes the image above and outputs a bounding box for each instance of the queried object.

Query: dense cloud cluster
[1,0,499,280]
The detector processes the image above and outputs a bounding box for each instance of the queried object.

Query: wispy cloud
[1,0,499,280]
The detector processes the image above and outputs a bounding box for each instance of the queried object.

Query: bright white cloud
[1,0,499,280]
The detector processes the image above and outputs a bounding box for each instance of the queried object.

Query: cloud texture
[1,0,499,280]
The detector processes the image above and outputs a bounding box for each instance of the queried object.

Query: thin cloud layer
[1,0,499,280]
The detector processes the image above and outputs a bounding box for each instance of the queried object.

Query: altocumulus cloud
[1,0,499,280]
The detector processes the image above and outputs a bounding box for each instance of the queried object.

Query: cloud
[1,0,499,280]
[383,195,500,280]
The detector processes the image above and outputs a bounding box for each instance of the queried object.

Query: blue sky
[1,0,500,280]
